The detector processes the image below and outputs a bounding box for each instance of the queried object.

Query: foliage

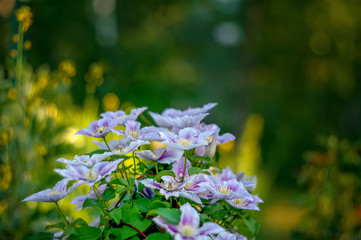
[293,136,361,239]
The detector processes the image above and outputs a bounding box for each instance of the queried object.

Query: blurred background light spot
[92,0,118,47]
[213,22,243,46]
[92,0,115,16]
[309,32,331,56]
[102,92,120,111]
[95,17,118,47]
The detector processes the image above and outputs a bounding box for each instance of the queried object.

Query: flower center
[205,136,212,142]
[180,225,197,237]
[113,145,125,154]
[219,186,231,195]
[95,126,107,134]
[184,180,196,190]
[179,139,190,147]
[161,180,179,191]
[232,198,247,207]
[82,170,98,181]
[129,130,138,139]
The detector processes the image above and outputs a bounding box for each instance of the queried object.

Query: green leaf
[147,232,170,240]
[110,177,129,186]
[204,202,221,217]
[133,198,152,212]
[74,218,88,227]
[109,228,122,240]
[102,187,116,201]
[242,215,259,236]
[110,208,122,225]
[154,208,181,224]
[188,167,210,176]
[82,198,102,210]
[190,155,212,163]
[120,218,152,239]
[44,222,65,230]
[150,199,170,209]
[25,232,53,240]
[117,203,152,239]
[68,226,102,240]
[153,170,176,181]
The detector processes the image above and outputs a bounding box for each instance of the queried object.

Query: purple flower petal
[199,222,225,235]
[183,103,218,116]
[179,202,200,228]
[158,148,184,164]
[140,178,163,190]
[136,150,158,161]
[153,217,178,235]
[217,133,236,145]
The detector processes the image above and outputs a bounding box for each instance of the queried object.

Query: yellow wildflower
[15,6,33,32]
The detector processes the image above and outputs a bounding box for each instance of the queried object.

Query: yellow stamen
[232,198,247,207]
[219,186,230,195]
[179,139,190,147]
[180,225,197,237]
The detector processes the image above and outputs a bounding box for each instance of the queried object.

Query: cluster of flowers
[23,103,263,240]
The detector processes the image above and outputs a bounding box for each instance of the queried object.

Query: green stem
[155,162,159,174]
[15,22,24,99]
[55,202,69,226]
[215,201,224,219]
[103,137,111,151]
[93,185,107,212]
[122,162,130,185]
[132,152,136,178]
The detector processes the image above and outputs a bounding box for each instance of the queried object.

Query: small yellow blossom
[24,40,32,50]
[12,34,19,43]
[10,50,17,58]
[15,6,33,32]
[102,92,120,111]
[58,60,76,78]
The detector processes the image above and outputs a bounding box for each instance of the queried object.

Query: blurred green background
[1,0,361,239]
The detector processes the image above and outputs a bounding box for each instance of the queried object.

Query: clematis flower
[76,118,123,138]
[22,178,82,202]
[201,177,250,201]
[56,152,115,168]
[160,127,213,151]
[100,107,147,125]
[149,103,217,128]
[149,112,208,129]
[54,159,123,187]
[136,147,183,164]
[201,176,262,210]
[226,194,263,211]
[183,103,218,116]
[124,120,165,141]
[194,123,236,153]
[140,158,206,204]
[216,166,257,192]
[140,176,203,204]
[92,138,150,155]
[153,202,225,240]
